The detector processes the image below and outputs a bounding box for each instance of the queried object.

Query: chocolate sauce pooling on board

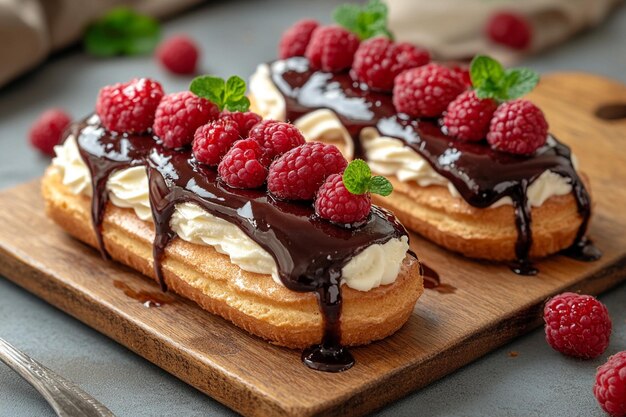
[72,115,407,372]
[269,57,601,273]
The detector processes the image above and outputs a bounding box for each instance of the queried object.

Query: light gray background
[0,1,625,416]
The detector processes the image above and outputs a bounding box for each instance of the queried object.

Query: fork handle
[0,338,116,417]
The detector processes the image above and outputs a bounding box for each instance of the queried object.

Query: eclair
[43,75,423,372]
[250,10,601,274]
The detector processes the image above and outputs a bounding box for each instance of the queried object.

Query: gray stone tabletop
[0,1,625,416]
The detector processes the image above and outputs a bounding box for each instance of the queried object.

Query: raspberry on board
[279,19,319,59]
[29,108,71,156]
[352,37,430,92]
[153,91,220,149]
[95,78,164,134]
[315,173,371,224]
[219,110,262,138]
[392,63,466,118]
[443,90,498,141]
[217,139,268,189]
[192,119,241,166]
[305,26,360,72]
[267,142,348,200]
[543,292,612,359]
[156,35,199,75]
[594,351,626,417]
[486,12,532,50]
[249,120,306,165]
[487,99,548,155]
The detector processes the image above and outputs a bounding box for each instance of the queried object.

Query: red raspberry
[95,78,164,134]
[487,99,548,155]
[156,35,199,75]
[305,26,360,72]
[192,119,240,166]
[450,64,472,89]
[543,292,612,359]
[268,142,347,200]
[219,110,262,138]
[486,12,532,50]
[392,64,465,118]
[279,19,319,59]
[218,139,268,189]
[29,108,71,156]
[153,91,219,149]
[443,90,498,141]
[352,37,430,91]
[249,120,306,165]
[315,174,371,224]
[594,351,626,417]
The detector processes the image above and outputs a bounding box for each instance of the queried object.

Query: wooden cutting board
[1,73,625,417]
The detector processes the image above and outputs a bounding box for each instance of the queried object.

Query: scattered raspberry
[305,26,360,72]
[219,110,262,138]
[315,173,371,224]
[249,120,306,165]
[543,292,612,359]
[443,90,498,141]
[450,64,472,89]
[352,37,430,91]
[268,142,347,200]
[392,64,466,117]
[486,12,532,50]
[192,119,241,166]
[594,351,626,417]
[487,99,548,155]
[156,35,199,75]
[95,78,164,134]
[279,19,319,59]
[153,91,219,149]
[29,109,71,156]
[218,139,267,188]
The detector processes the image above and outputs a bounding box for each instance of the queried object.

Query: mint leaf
[189,75,251,111]
[369,176,393,196]
[343,159,371,195]
[470,55,539,101]
[332,0,393,40]
[225,96,251,112]
[332,4,360,33]
[502,68,539,100]
[84,8,160,57]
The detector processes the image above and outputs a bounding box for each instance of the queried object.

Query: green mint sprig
[83,8,160,57]
[189,75,250,112]
[333,0,393,41]
[470,55,539,102]
[343,160,393,196]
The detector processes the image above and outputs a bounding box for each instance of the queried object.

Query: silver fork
[0,338,116,417]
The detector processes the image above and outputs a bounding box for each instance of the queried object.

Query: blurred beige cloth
[387,0,623,63]
[0,0,202,86]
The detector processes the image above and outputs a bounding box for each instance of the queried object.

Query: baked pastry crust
[42,168,423,349]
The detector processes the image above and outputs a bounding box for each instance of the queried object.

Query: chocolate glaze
[269,57,602,273]
[113,280,171,307]
[72,115,407,372]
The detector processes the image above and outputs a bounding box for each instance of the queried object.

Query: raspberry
[543,292,612,359]
[218,139,267,189]
[443,90,498,141]
[153,91,219,149]
[156,35,199,75]
[352,37,430,91]
[315,174,371,224]
[486,12,532,50]
[249,120,306,165]
[392,64,466,118]
[279,19,319,59]
[268,142,348,200]
[95,78,164,134]
[219,110,262,138]
[29,109,71,156]
[305,26,360,72]
[594,351,626,417]
[487,99,548,155]
[450,64,472,89]
[192,119,240,166]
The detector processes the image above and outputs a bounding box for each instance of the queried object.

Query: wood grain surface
[0,73,625,417]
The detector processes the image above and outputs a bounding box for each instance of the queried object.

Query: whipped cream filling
[250,62,576,208]
[52,136,408,292]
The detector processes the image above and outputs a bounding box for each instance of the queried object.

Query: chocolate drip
[269,57,602,272]
[72,116,406,372]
